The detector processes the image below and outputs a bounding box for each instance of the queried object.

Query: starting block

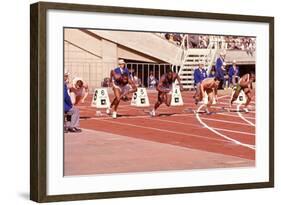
[171,84,183,106]
[131,87,150,107]
[232,90,247,104]
[91,88,110,108]
[203,92,217,105]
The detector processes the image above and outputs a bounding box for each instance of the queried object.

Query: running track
[65,89,256,175]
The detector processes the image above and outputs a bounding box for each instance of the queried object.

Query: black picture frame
[30,1,274,202]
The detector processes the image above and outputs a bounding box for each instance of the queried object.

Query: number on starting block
[91,88,110,108]
[233,90,247,104]
[131,87,150,107]
[171,84,183,106]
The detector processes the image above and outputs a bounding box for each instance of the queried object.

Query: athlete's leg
[195,86,204,105]
[243,88,252,109]
[110,87,118,109]
[106,88,118,115]
[151,92,164,117]
[112,87,122,111]
[230,85,241,105]
[165,92,172,107]
[154,92,164,110]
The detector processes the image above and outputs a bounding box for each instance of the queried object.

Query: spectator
[193,61,207,98]
[173,33,182,45]
[188,35,199,48]
[64,80,81,133]
[228,60,240,87]
[101,77,111,87]
[246,38,255,56]
[165,33,170,40]
[148,71,157,88]
[160,33,256,53]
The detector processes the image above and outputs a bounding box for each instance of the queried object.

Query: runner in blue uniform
[107,71,137,119]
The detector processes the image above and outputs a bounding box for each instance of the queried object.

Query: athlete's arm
[239,74,248,88]
[214,84,218,102]
[109,70,113,83]
[127,78,137,94]
[111,70,121,80]
[243,74,253,91]
[156,76,168,93]
[200,82,205,98]
[81,83,89,103]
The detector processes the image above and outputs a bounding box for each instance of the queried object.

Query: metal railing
[126,63,180,88]
[65,61,180,91]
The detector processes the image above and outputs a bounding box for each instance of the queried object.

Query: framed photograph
[30,1,274,202]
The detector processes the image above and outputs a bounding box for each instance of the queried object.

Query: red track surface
[77,90,255,160]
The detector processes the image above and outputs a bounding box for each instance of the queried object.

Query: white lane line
[237,104,256,127]
[200,117,253,127]
[80,112,197,120]
[219,101,255,106]
[217,112,256,120]
[152,118,255,136]
[195,96,255,150]
[90,118,231,143]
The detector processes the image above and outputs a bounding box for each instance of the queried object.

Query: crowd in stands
[225,36,256,55]
[160,33,256,55]
[162,33,210,48]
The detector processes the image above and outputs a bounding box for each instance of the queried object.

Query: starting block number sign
[171,85,183,106]
[233,90,247,104]
[203,92,217,105]
[91,88,110,108]
[131,87,150,107]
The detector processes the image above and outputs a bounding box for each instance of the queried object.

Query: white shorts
[69,88,84,97]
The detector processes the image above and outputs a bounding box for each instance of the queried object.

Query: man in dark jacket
[215,52,226,88]
[228,60,240,87]
[64,82,81,133]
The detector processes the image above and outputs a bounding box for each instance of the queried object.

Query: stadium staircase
[173,35,219,90]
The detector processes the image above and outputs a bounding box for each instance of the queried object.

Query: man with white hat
[114,59,130,76]
[193,61,207,100]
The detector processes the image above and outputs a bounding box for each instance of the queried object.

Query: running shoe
[106,108,111,115]
[112,111,117,119]
[150,109,156,117]
[243,108,249,113]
